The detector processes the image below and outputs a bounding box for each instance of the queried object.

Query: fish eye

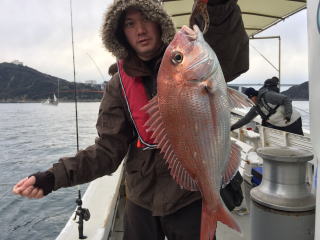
[171,51,183,64]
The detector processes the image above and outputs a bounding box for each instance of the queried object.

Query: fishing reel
[74,204,91,222]
[73,190,91,239]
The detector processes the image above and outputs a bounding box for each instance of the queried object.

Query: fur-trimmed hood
[101,0,176,60]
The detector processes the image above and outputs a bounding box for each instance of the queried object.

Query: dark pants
[262,117,304,135]
[123,199,216,240]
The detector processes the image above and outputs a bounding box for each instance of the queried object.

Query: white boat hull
[55,164,124,240]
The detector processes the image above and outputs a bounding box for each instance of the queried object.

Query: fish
[189,0,210,33]
[143,25,252,240]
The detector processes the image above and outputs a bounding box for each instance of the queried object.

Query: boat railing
[231,110,314,187]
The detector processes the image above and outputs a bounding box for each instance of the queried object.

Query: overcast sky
[235,9,308,86]
[0,0,114,83]
[0,0,308,85]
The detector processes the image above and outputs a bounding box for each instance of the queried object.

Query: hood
[102,0,176,60]
[258,87,269,99]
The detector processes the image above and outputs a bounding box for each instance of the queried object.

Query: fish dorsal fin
[142,96,199,191]
[227,87,254,109]
[221,141,242,187]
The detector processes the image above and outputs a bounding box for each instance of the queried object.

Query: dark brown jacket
[49,0,249,216]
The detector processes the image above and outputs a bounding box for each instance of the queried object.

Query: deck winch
[250,147,315,240]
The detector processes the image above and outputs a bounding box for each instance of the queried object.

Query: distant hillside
[282,81,309,100]
[233,81,309,101]
[0,62,104,102]
[0,62,308,102]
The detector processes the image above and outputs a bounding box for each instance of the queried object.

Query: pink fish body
[144,25,250,240]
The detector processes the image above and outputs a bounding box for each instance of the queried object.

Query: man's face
[123,9,162,61]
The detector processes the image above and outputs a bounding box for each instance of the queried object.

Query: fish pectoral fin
[142,95,199,192]
[221,142,242,187]
[200,79,215,94]
[227,87,254,109]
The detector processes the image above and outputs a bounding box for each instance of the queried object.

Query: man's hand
[284,116,291,124]
[12,176,44,199]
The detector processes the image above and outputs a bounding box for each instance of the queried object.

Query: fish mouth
[186,31,215,81]
[184,26,215,80]
[180,25,198,41]
[176,25,215,81]
[180,25,204,41]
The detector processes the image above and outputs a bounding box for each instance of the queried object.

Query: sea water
[0,102,99,240]
[0,101,310,240]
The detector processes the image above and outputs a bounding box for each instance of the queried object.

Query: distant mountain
[281,81,309,100]
[233,81,309,101]
[1,62,308,102]
[0,62,104,102]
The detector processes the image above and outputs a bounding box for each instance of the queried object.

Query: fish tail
[200,201,241,240]
[217,201,241,233]
[200,203,217,240]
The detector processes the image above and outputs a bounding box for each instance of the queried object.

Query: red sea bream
[143,25,251,240]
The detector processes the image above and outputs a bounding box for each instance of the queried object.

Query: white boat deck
[56,112,314,240]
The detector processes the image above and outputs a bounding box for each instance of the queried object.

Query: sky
[235,9,308,86]
[0,0,308,85]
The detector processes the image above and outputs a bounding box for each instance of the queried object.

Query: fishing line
[0,187,13,200]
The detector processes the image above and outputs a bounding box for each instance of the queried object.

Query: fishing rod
[69,0,90,238]
[69,0,79,153]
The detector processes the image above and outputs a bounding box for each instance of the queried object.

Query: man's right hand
[12,176,44,199]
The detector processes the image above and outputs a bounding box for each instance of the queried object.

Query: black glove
[230,125,236,131]
[30,171,55,196]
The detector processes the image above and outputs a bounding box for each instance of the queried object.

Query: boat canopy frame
[160,0,306,38]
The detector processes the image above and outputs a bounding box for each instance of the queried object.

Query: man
[13,0,249,239]
[231,77,303,135]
